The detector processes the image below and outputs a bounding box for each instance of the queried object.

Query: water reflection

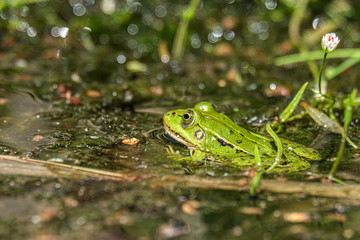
[0,86,53,153]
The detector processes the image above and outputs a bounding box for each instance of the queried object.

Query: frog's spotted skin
[163,102,321,173]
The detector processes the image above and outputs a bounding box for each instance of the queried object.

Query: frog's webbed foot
[273,159,311,173]
[165,145,177,155]
[165,146,203,164]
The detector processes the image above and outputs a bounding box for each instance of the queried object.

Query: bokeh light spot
[117,55,126,64]
[73,3,86,16]
[27,27,37,37]
[127,24,139,35]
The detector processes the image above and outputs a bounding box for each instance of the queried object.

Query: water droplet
[73,3,86,16]
[127,24,139,35]
[27,27,37,37]
[16,21,29,32]
[20,6,30,17]
[155,5,167,17]
[208,32,220,43]
[191,39,201,49]
[224,30,235,41]
[83,0,95,6]
[259,32,269,40]
[117,54,126,64]
[265,0,277,10]
[312,18,319,30]
[101,0,116,14]
[31,215,41,224]
[119,216,128,224]
[60,27,69,38]
[212,25,223,38]
[161,55,170,63]
[51,27,60,37]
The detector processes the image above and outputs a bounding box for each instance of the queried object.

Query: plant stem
[172,0,201,60]
[328,89,357,178]
[318,52,327,95]
[317,52,336,112]
[328,133,346,178]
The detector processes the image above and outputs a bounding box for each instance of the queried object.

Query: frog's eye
[181,110,195,128]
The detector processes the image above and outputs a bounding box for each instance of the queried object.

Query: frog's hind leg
[279,150,312,172]
[282,140,321,161]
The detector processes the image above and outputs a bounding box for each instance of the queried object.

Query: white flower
[321,33,340,53]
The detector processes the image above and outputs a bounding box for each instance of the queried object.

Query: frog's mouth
[163,123,196,148]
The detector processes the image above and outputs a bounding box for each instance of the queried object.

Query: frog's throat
[164,123,196,148]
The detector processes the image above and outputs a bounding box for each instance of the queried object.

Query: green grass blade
[253,145,265,171]
[275,49,360,66]
[265,124,282,172]
[279,82,308,123]
[172,0,201,59]
[325,58,360,80]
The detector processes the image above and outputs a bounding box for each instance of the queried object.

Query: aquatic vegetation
[275,32,358,180]
[172,0,201,60]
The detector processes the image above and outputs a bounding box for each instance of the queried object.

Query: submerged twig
[1,155,360,199]
[0,155,138,181]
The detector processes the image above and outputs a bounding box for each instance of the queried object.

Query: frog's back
[194,102,275,157]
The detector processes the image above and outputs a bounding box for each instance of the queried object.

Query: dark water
[0,0,360,239]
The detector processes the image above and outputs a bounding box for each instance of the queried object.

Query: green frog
[163,102,321,173]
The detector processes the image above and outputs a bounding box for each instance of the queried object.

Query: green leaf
[301,100,343,134]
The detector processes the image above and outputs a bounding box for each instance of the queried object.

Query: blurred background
[0,0,360,239]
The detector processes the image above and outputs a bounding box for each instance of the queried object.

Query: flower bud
[321,33,340,53]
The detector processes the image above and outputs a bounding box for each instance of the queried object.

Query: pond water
[0,0,360,239]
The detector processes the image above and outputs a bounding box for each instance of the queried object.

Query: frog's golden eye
[181,110,195,128]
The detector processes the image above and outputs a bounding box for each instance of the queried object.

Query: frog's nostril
[172,112,176,116]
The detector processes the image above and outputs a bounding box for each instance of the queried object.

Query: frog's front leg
[166,146,205,164]
[190,149,207,161]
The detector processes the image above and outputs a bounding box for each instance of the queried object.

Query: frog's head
[163,102,215,149]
